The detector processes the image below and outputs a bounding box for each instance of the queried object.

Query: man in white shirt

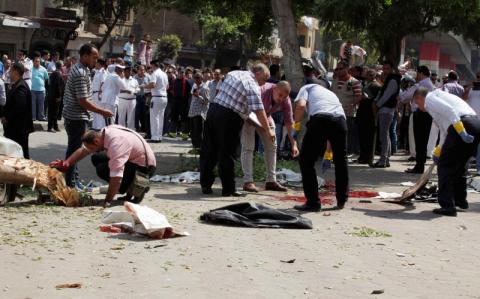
[123,35,135,64]
[414,87,479,217]
[117,65,139,129]
[17,49,33,89]
[144,60,168,142]
[47,52,60,73]
[91,59,108,130]
[100,65,127,128]
[292,84,349,212]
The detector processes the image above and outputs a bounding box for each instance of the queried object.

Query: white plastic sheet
[150,171,200,184]
[102,202,189,239]
[0,137,24,158]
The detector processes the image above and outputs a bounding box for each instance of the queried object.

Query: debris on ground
[348,227,392,238]
[0,155,80,207]
[276,168,325,188]
[55,283,82,289]
[374,192,402,199]
[101,202,189,239]
[150,171,200,184]
[400,182,415,187]
[371,289,385,295]
[200,202,313,229]
[280,259,296,263]
[468,176,480,192]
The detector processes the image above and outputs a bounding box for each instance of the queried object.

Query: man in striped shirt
[332,60,362,155]
[200,63,275,197]
[62,44,114,188]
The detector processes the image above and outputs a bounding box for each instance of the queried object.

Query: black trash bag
[200,202,312,229]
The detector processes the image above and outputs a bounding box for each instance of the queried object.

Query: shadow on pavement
[153,187,242,203]
[351,205,443,221]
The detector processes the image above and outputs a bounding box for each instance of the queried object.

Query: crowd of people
[1,37,480,216]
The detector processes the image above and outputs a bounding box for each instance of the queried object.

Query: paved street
[0,128,479,298]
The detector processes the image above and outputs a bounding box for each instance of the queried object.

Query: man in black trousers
[414,87,480,216]
[400,66,435,174]
[1,63,34,158]
[200,63,275,197]
[292,84,349,212]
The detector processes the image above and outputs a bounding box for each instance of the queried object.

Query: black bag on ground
[200,202,312,229]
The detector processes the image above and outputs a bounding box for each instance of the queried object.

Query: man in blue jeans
[62,44,114,188]
[31,55,49,121]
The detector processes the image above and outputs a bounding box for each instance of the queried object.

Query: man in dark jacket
[1,62,34,158]
[169,68,192,138]
[47,61,65,132]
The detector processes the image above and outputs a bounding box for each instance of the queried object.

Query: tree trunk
[380,36,404,68]
[0,155,80,207]
[270,0,304,92]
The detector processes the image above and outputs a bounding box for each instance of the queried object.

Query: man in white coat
[100,65,127,128]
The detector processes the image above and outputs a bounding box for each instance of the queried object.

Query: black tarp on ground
[200,202,313,229]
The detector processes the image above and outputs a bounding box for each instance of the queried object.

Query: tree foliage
[60,0,155,49]
[155,34,182,61]
[314,0,480,65]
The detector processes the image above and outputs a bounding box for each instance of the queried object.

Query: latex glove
[459,131,475,143]
[293,121,302,132]
[49,159,70,172]
[321,159,332,173]
[454,121,475,143]
[321,150,333,173]
[432,146,441,164]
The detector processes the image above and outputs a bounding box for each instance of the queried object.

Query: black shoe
[386,161,390,167]
[407,156,416,162]
[455,200,469,210]
[405,167,424,174]
[433,208,457,217]
[337,198,348,209]
[201,187,213,194]
[356,159,370,165]
[370,161,388,168]
[222,191,245,197]
[294,203,321,212]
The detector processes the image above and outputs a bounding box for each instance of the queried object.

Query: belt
[119,97,136,100]
[152,95,167,97]
[92,91,100,94]
[24,78,31,80]
[461,115,477,119]
[311,113,344,119]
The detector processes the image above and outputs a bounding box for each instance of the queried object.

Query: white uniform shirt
[123,42,134,60]
[425,89,476,147]
[0,78,5,106]
[47,61,57,73]
[118,76,139,100]
[295,84,346,119]
[150,68,168,97]
[101,73,127,106]
[91,68,107,102]
[21,58,33,80]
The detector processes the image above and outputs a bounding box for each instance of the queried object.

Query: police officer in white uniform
[143,60,168,142]
[414,87,480,216]
[117,65,139,129]
[91,59,108,130]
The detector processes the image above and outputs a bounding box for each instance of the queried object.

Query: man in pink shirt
[50,125,156,207]
[240,81,299,193]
